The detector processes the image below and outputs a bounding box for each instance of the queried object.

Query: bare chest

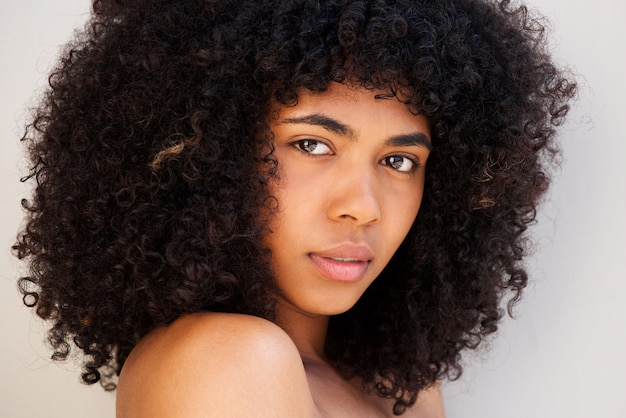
[304,363,396,418]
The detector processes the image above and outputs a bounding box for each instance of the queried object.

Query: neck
[274,297,330,363]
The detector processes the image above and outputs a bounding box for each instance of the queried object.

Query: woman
[14,0,575,416]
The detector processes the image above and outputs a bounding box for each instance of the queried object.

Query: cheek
[264,170,319,244]
[383,185,424,242]
[273,158,329,217]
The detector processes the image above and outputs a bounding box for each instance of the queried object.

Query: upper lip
[310,243,375,262]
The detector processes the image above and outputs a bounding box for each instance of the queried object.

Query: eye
[381,155,418,173]
[293,139,333,155]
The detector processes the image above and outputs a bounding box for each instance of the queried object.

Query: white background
[1,1,624,417]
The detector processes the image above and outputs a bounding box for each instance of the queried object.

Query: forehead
[270,82,430,135]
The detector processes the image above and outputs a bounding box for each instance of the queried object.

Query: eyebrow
[386,132,433,151]
[280,113,432,150]
[281,114,356,138]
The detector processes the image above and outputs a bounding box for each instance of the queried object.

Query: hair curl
[14,0,575,414]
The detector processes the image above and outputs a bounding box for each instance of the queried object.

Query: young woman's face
[265,82,431,317]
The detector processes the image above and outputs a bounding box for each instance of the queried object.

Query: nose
[326,166,381,226]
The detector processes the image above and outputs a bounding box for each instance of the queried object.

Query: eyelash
[291,139,421,174]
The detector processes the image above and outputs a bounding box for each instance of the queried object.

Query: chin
[306,296,363,317]
[277,293,362,318]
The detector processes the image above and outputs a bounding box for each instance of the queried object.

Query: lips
[309,244,374,282]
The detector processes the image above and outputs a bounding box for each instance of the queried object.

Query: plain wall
[1,1,624,417]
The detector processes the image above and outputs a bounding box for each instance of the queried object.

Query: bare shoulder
[117,312,316,417]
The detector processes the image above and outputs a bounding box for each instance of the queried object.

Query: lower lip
[309,254,369,282]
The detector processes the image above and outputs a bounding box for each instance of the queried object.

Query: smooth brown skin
[117,313,444,417]
[117,85,445,417]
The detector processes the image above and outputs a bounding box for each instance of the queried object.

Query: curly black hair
[14,0,575,414]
